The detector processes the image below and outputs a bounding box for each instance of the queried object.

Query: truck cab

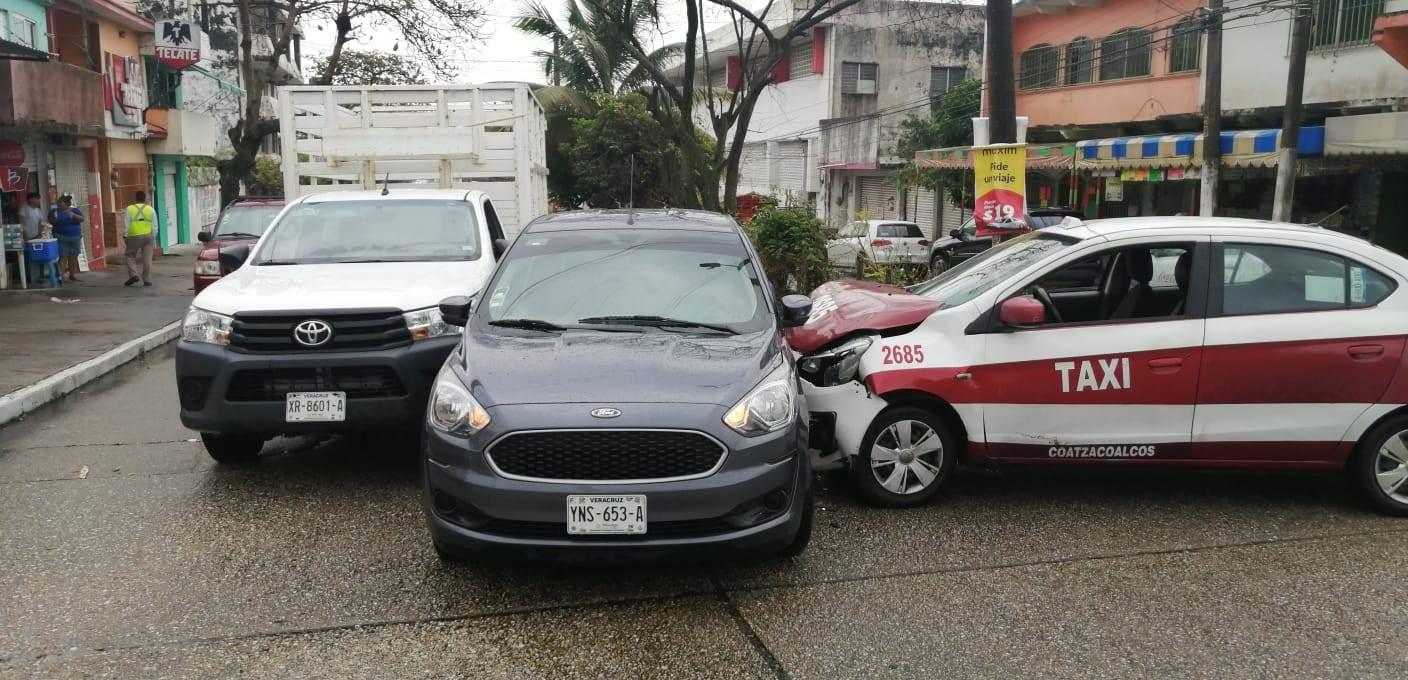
[176,189,508,462]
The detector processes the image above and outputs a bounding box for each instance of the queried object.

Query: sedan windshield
[214,204,283,238]
[911,231,1076,307]
[251,199,479,265]
[481,229,770,334]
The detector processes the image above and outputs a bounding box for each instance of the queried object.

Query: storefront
[1073,128,1327,220]
[1324,111,1408,255]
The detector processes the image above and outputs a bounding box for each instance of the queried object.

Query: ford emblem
[590,407,622,419]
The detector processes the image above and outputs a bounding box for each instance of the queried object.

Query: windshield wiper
[577,315,739,335]
[488,318,568,332]
[217,232,261,239]
[255,260,301,266]
[331,259,399,263]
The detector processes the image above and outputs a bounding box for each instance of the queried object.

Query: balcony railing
[0,59,104,134]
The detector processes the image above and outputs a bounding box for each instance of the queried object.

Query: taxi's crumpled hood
[785,279,942,354]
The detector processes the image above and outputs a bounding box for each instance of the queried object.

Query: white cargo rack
[277,84,549,235]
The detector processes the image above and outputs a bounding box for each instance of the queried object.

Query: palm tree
[514,0,677,96]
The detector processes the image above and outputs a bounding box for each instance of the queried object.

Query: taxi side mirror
[999,295,1045,328]
[197,230,212,243]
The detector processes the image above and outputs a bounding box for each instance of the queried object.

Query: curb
[0,321,182,427]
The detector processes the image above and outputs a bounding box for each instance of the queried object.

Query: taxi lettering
[1054,357,1131,393]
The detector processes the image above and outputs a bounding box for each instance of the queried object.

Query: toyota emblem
[293,319,334,347]
[590,407,622,419]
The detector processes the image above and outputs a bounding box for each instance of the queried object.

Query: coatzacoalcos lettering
[1048,445,1156,458]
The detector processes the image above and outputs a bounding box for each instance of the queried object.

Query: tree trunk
[315,3,354,85]
[720,90,764,214]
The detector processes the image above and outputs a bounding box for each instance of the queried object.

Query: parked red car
[193,197,285,292]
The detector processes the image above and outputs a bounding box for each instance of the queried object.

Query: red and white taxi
[792,217,1408,515]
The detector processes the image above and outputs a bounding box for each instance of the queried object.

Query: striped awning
[1075,127,1325,169]
[914,143,1077,170]
[1325,112,1408,157]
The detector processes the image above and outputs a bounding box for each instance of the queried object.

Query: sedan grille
[486,430,726,482]
[226,367,406,402]
[229,309,410,353]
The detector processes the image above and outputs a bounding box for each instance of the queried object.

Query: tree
[309,49,425,85]
[566,94,678,209]
[311,0,486,85]
[890,78,982,208]
[620,0,865,213]
[514,0,674,95]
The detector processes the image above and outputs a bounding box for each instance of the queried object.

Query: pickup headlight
[404,307,460,341]
[798,334,876,387]
[723,364,796,436]
[194,260,221,276]
[181,307,232,345]
[427,371,490,436]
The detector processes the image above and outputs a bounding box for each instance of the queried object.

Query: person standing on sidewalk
[124,191,156,287]
[18,192,48,283]
[48,195,84,283]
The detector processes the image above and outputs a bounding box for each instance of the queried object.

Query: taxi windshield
[910,231,1076,307]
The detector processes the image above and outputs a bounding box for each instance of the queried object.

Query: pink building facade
[1012,0,1205,132]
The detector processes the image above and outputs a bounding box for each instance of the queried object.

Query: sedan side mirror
[197,230,212,243]
[217,243,250,272]
[999,295,1045,328]
[492,238,508,259]
[780,294,812,328]
[439,295,474,327]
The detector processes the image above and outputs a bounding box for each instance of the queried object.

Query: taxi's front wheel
[1352,415,1408,517]
[852,407,955,508]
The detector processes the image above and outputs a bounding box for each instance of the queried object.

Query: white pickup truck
[175,85,548,463]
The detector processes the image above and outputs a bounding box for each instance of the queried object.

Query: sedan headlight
[181,307,232,345]
[404,307,460,341]
[194,260,221,276]
[723,364,796,436]
[427,371,490,436]
[798,334,876,387]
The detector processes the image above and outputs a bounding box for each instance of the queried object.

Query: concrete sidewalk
[0,245,199,420]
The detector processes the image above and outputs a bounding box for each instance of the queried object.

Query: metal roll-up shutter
[940,192,966,234]
[774,141,807,199]
[737,143,768,195]
[858,176,896,219]
[910,187,937,238]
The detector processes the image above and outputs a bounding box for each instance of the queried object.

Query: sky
[297,0,746,85]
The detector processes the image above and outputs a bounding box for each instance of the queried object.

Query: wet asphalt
[2,351,1407,678]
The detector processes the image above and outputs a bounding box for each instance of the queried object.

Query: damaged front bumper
[802,380,887,465]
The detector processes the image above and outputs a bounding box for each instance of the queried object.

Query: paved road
[3,351,1407,678]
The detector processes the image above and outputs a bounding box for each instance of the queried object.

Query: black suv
[422,209,816,561]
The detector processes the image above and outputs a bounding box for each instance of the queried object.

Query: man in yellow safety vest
[124,191,156,287]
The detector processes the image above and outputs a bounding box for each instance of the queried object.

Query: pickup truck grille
[226,366,406,402]
[229,309,410,353]
[485,430,726,482]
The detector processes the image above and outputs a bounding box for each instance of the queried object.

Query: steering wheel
[1031,285,1063,324]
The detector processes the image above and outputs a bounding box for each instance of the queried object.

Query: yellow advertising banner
[973,144,1026,235]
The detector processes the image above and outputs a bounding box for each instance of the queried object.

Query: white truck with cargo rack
[175,84,549,463]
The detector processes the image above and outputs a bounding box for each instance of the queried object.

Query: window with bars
[1168,18,1202,73]
[1311,0,1384,49]
[4,11,38,48]
[1065,38,1093,85]
[789,37,815,79]
[929,66,965,96]
[1099,28,1152,81]
[1019,44,1059,89]
[841,62,879,95]
[146,58,181,109]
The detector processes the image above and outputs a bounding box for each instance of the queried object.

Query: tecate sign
[155,20,202,69]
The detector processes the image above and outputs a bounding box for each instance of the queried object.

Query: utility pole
[1272,0,1312,222]
[986,0,1017,144]
[1199,0,1223,216]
